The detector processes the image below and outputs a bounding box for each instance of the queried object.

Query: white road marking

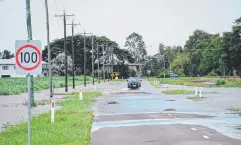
[174,118,179,119]
[167,114,172,116]
[203,135,210,139]
[191,128,197,131]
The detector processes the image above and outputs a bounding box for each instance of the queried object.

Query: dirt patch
[165,100,176,101]
[107,101,118,105]
[164,108,176,111]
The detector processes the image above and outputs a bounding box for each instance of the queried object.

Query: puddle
[93,94,241,140]
[96,95,211,114]
[115,92,152,95]
[93,113,241,140]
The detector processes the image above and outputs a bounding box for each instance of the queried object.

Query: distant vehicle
[170,71,179,78]
[127,77,141,89]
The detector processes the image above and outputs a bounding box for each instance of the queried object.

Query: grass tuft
[227,106,241,115]
[162,89,194,95]
[187,96,206,101]
[0,92,101,145]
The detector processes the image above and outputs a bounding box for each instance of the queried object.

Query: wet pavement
[90,80,241,145]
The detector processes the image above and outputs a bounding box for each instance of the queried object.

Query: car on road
[127,77,141,89]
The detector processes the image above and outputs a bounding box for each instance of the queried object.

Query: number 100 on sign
[15,40,42,75]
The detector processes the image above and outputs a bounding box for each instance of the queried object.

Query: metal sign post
[15,40,42,145]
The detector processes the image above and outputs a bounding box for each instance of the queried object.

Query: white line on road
[203,135,210,139]
[167,114,172,116]
[191,128,197,131]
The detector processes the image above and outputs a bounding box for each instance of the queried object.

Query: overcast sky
[0,0,241,55]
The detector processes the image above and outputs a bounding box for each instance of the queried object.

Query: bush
[216,79,225,86]
[157,70,170,78]
[207,70,218,76]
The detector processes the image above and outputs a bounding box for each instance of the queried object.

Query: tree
[0,50,14,59]
[51,52,73,76]
[159,43,165,55]
[42,34,134,76]
[125,32,147,63]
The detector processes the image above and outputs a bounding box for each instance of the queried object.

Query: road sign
[15,40,42,75]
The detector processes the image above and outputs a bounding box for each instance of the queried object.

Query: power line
[52,0,61,11]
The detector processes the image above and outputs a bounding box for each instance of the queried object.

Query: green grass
[149,81,161,88]
[227,106,241,115]
[0,92,101,145]
[0,76,93,95]
[148,77,241,88]
[187,96,207,101]
[162,89,194,95]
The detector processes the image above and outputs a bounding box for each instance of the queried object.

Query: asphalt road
[90,80,241,145]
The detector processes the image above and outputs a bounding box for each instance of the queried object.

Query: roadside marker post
[15,40,42,145]
[51,101,55,123]
[199,87,202,97]
[79,89,83,100]
[195,86,198,96]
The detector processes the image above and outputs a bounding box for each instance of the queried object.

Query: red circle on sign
[15,44,42,71]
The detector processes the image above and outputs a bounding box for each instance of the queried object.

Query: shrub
[207,70,218,76]
[157,70,170,78]
[216,79,225,86]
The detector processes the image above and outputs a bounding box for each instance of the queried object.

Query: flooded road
[90,80,241,145]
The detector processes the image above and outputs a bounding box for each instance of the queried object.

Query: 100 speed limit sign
[15,40,42,75]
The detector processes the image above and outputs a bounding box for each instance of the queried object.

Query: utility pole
[107,45,109,82]
[92,34,94,85]
[163,48,166,79]
[103,44,105,82]
[111,47,114,81]
[55,11,74,92]
[84,31,86,87]
[97,43,100,83]
[79,30,93,87]
[26,0,33,144]
[80,31,93,87]
[45,0,53,98]
[66,21,80,89]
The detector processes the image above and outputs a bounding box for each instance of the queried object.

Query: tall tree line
[146,16,241,77]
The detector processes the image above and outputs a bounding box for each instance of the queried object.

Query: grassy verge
[0,76,93,95]
[148,77,241,88]
[187,96,206,101]
[150,81,161,88]
[162,89,194,95]
[227,106,241,115]
[0,92,101,145]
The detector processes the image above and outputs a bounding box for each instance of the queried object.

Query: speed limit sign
[15,40,42,75]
